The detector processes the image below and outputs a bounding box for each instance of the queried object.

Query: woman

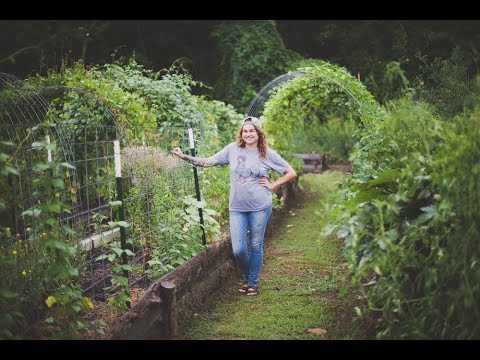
[172,116,297,296]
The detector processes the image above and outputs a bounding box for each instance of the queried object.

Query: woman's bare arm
[172,147,219,167]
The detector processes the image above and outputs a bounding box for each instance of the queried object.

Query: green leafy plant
[96,235,134,312]
[364,61,412,105]
[325,94,480,339]
[13,137,91,338]
[414,47,473,118]
[213,20,302,110]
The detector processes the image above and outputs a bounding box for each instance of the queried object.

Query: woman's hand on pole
[172,147,184,159]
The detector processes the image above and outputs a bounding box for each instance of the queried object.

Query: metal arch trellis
[0,74,119,233]
[0,76,124,319]
[243,68,367,176]
[0,74,98,334]
[244,69,363,119]
[245,71,305,118]
[32,85,119,232]
[0,75,77,228]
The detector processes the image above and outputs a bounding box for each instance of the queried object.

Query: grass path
[183,172,371,340]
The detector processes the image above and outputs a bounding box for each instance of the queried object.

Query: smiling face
[241,124,259,147]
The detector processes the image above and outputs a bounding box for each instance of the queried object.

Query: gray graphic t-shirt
[212,142,290,212]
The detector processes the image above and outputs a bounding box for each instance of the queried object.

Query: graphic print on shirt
[234,155,260,191]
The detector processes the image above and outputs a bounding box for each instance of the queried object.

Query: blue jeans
[229,205,272,288]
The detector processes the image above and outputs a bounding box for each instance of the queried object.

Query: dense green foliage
[28,59,207,129]
[212,20,302,111]
[280,21,479,106]
[364,61,411,105]
[3,20,478,119]
[1,137,91,339]
[328,92,480,339]
[259,51,480,339]
[415,47,473,118]
[425,109,480,338]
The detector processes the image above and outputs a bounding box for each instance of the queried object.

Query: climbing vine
[213,20,302,111]
[262,61,384,165]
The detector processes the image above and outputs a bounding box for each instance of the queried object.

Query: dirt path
[182,172,371,340]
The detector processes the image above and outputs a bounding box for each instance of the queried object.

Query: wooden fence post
[160,281,178,338]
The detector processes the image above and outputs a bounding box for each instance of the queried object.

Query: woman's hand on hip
[259,176,273,190]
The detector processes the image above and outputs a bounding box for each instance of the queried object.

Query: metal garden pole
[114,140,131,309]
[188,128,206,246]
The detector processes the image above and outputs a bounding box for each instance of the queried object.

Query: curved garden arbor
[259,62,385,163]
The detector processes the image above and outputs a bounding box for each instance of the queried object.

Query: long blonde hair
[235,124,268,159]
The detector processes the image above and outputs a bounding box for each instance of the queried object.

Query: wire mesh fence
[72,125,204,302]
[1,123,205,313]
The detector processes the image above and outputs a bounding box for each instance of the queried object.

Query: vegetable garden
[1,42,479,339]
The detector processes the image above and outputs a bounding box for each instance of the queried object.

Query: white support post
[45,135,52,162]
[188,128,195,150]
[114,140,122,178]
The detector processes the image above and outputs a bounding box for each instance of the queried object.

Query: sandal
[238,284,249,293]
[246,286,258,296]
